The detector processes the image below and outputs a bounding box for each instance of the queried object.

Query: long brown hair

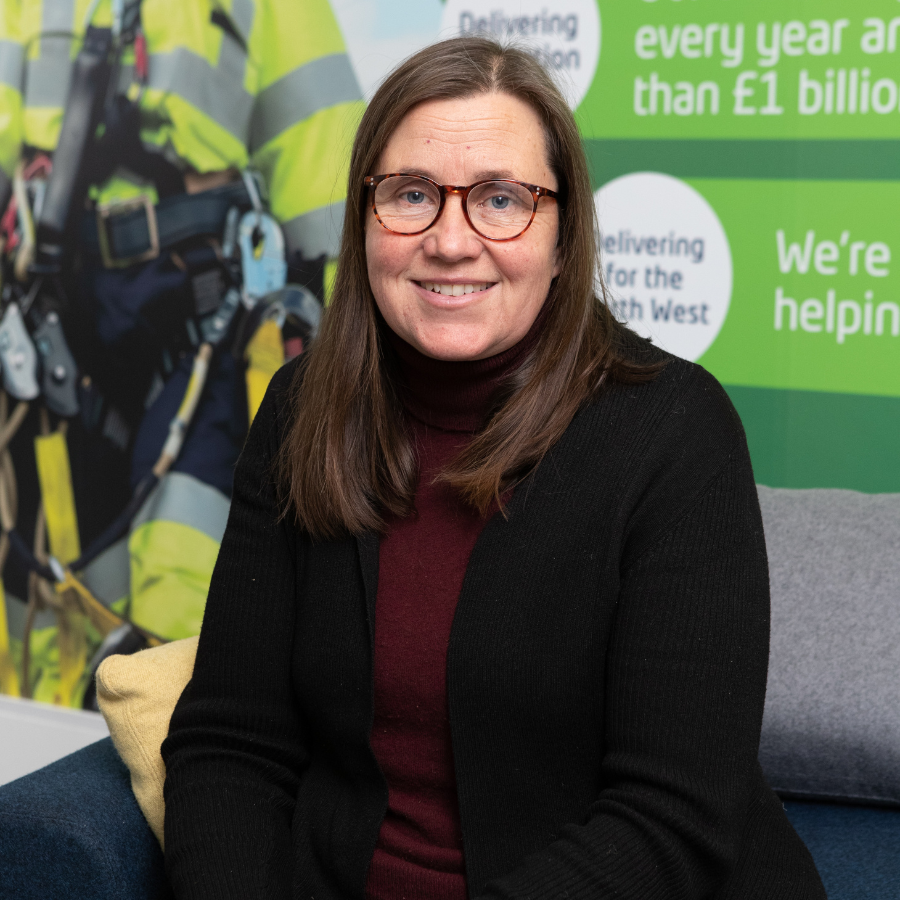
[279,36,660,539]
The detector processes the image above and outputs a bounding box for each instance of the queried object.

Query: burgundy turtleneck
[364,318,543,900]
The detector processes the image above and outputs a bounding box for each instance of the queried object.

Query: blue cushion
[0,737,171,900]
[785,800,900,900]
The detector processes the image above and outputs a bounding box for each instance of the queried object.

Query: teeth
[421,282,490,296]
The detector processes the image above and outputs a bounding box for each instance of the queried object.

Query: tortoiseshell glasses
[365,174,559,241]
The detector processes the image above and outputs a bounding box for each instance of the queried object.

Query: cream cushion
[96,635,198,848]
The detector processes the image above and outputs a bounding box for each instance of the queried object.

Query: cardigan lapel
[356,531,380,648]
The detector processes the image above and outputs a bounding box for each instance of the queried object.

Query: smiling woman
[275,37,659,533]
[365,93,562,361]
[161,36,827,900]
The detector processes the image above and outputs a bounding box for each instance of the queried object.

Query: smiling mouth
[417,281,494,296]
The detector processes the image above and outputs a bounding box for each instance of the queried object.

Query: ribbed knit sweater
[162,331,827,900]
[366,328,537,900]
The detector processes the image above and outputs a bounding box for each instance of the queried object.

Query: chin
[413,329,496,362]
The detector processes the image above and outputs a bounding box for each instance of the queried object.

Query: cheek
[366,216,410,276]
[510,228,562,286]
[365,227,413,324]
[365,225,392,289]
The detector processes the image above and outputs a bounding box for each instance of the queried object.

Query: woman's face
[365,92,561,361]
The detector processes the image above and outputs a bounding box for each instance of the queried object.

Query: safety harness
[0,0,321,705]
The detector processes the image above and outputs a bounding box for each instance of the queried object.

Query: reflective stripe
[76,474,229,612]
[216,0,255,96]
[229,0,256,42]
[281,200,345,259]
[41,0,75,52]
[249,53,361,153]
[25,54,72,107]
[127,475,229,641]
[147,48,254,143]
[36,0,74,105]
[217,35,245,89]
[133,471,230,544]
[79,536,131,608]
[0,40,24,90]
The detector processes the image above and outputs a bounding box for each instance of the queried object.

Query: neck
[385,305,548,433]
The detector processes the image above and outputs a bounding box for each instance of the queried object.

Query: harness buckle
[96,194,160,269]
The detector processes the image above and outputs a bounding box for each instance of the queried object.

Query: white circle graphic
[440,0,601,109]
[594,173,732,362]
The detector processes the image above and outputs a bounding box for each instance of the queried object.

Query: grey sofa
[1,485,899,899]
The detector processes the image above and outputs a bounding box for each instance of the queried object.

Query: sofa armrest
[0,737,171,900]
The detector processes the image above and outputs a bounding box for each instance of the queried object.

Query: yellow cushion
[96,636,198,848]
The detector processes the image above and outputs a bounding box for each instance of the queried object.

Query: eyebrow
[392,167,520,183]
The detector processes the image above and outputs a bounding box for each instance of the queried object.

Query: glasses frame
[364,173,560,242]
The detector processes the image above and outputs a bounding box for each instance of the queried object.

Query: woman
[162,37,826,900]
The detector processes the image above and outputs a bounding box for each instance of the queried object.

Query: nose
[422,192,482,261]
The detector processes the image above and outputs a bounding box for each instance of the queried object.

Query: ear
[551,243,562,279]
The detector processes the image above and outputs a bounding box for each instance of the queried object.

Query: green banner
[579,2,900,140]
[572,2,900,492]
[699,179,899,398]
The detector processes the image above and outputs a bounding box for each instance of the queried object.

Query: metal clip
[238,211,287,305]
[200,286,241,346]
[0,303,40,400]
[34,311,80,417]
[96,194,159,269]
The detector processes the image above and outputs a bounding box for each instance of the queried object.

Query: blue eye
[404,191,426,205]
[489,195,510,210]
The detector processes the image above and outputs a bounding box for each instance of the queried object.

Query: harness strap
[245,319,284,426]
[34,428,81,566]
[80,180,251,267]
[33,26,114,275]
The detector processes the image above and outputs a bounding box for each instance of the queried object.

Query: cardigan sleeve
[477,377,772,899]
[161,360,305,900]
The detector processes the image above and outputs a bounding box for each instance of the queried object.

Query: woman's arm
[162,361,306,900]
[478,376,772,899]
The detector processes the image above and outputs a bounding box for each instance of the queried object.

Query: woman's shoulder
[604,327,746,461]
[570,330,759,561]
[256,355,306,430]
[269,354,306,403]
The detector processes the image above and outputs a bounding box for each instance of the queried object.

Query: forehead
[377,92,554,186]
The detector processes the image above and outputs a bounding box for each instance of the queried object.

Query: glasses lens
[466,181,535,239]
[373,176,441,234]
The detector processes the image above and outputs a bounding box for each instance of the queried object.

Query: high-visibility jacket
[0,0,363,260]
[0,0,363,694]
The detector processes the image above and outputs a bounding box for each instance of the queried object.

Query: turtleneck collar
[384,302,548,433]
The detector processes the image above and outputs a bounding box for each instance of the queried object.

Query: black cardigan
[162,348,825,900]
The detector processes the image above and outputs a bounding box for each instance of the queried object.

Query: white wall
[0,695,108,786]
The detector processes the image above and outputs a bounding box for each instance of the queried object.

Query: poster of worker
[0,0,897,708]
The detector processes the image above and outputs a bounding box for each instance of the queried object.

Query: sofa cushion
[96,636,197,847]
[758,485,900,806]
[784,800,900,900]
